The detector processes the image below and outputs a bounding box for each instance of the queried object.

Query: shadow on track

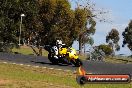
[31,61,73,67]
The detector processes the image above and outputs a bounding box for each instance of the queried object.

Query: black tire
[48,54,58,64]
[76,59,83,67]
[61,57,71,64]
[71,58,83,67]
[76,76,86,85]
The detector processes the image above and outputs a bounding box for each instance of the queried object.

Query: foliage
[35,0,75,46]
[76,7,96,54]
[0,0,96,54]
[82,35,94,46]
[72,0,112,54]
[0,0,38,52]
[23,0,96,47]
[106,28,120,52]
[98,44,113,56]
[122,20,132,52]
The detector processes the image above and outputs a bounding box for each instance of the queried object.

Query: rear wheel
[48,54,58,64]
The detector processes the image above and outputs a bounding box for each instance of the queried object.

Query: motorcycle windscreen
[69,48,78,59]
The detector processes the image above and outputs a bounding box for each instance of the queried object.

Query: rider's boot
[54,55,58,59]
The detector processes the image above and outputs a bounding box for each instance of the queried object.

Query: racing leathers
[52,40,65,59]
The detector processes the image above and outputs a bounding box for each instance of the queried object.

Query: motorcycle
[44,45,83,67]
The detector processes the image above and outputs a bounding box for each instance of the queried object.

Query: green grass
[12,46,49,56]
[104,56,132,64]
[0,62,132,88]
[0,62,75,88]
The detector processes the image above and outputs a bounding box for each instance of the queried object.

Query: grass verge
[12,46,48,56]
[104,56,132,64]
[0,62,132,88]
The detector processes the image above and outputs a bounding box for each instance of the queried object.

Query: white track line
[42,67,47,69]
[0,61,87,74]
[26,65,31,67]
[49,68,54,70]
[12,63,16,64]
[64,70,71,72]
[34,66,39,68]
[19,64,24,66]
[56,69,62,71]
[3,62,7,64]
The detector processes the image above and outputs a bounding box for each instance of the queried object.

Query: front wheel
[71,58,83,67]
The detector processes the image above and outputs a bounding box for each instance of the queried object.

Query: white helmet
[56,40,62,45]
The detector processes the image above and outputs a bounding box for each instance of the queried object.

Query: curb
[0,61,93,75]
[0,61,73,73]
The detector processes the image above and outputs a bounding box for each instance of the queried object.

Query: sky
[70,0,132,55]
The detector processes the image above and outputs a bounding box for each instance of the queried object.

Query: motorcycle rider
[46,39,82,66]
[52,40,66,59]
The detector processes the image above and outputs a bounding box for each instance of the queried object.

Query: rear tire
[48,54,58,64]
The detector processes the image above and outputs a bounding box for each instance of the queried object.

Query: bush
[0,42,14,52]
[98,44,113,56]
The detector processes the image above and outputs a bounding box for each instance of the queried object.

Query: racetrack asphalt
[0,52,132,77]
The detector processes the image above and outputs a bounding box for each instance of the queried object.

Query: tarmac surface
[0,52,132,77]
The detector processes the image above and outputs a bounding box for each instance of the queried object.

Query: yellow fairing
[59,47,78,60]
[67,48,78,59]
[59,48,67,55]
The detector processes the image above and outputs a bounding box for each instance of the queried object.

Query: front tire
[71,58,83,67]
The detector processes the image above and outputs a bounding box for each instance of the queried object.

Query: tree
[27,0,74,55]
[82,34,94,53]
[36,0,75,45]
[106,28,120,55]
[122,20,132,53]
[98,44,113,56]
[0,0,96,55]
[0,0,19,52]
[71,0,110,55]
[0,0,38,52]
[74,7,96,54]
[22,0,96,55]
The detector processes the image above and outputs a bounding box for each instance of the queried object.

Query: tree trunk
[30,45,39,56]
[111,44,115,57]
[84,44,86,54]
[109,42,115,57]
[39,46,42,56]
[79,36,83,55]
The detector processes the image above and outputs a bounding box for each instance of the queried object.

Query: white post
[18,14,25,46]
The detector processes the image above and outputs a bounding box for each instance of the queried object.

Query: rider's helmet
[56,40,62,48]
[56,40,65,48]
[56,40,62,45]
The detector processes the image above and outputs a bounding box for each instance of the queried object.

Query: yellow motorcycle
[59,47,83,66]
[45,45,83,67]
